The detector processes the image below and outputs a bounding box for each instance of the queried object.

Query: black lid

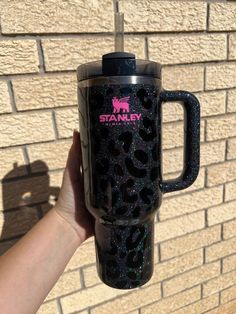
[77,52,161,81]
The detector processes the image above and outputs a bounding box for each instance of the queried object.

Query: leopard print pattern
[79,83,162,289]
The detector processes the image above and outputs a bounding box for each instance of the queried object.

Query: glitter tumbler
[77,4,200,290]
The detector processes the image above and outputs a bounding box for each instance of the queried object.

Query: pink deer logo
[112,96,130,113]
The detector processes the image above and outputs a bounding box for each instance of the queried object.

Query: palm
[56,131,94,243]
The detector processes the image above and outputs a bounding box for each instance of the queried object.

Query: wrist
[51,207,83,247]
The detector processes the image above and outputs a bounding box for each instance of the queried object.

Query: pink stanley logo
[99,96,141,125]
[112,96,130,113]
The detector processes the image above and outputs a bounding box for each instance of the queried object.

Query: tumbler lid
[77,52,161,82]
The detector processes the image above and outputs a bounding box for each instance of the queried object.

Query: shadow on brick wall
[0,161,60,255]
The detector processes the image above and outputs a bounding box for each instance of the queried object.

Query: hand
[54,130,95,245]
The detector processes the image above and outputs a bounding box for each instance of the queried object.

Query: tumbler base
[94,218,154,290]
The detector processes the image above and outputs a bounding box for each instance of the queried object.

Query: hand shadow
[0,160,60,255]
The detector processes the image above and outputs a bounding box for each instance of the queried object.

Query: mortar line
[225,88,229,114]
[220,258,223,274]
[158,243,161,263]
[200,283,204,299]
[221,223,224,241]
[160,281,164,298]
[22,145,31,175]
[205,209,208,228]
[36,38,46,73]
[227,33,230,60]
[1,27,236,38]
[51,110,59,140]
[7,80,17,113]
[0,59,236,81]
[203,247,206,264]
[203,64,206,92]
[0,166,63,184]
[204,167,208,188]
[223,184,226,203]
[145,36,149,60]
[206,3,210,32]
[79,267,86,289]
[56,298,64,314]
[140,285,202,313]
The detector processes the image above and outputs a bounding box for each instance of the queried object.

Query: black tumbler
[77,52,200,289]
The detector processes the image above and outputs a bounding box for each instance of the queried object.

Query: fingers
[66,130,82,171]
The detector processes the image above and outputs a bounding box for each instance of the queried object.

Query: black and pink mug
[77,52,200,289]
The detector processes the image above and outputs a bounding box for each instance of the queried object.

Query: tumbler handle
[159,90,200,193]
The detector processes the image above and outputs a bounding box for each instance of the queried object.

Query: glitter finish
[78,76,200,289]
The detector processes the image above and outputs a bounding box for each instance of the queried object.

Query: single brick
[46,270,81,301]
[13,74,77,111]
[207,160,236,187]
[55,108,79,139]
[60,283,128,314]
[206,237,236,263]
[149,249,203,285]
[227,89,236,113]
[83,265,100,288]
[161,225,221,261]
[201,141,225,166]
[203,269,236,297]
[207,114,236,141]
[162,122,183,150]
[0,112,54,148]
[172,294,219,314]
[155,211,205,243]
[223,254,236,273]
[42,37,145,72]
[162,102,183,124]
[65,240,96,271]
[123,1,206,32]
[0,40,38,75]
[208,200,236,226]
[0,0,113,34]
[221,285,236,304]
[227,137,236,159]
[225,181,236,202]
[162,65,204,92]
[90,283,161,314]
[206,63,236,90]
[0,81,11,113]
[229,34,236,60]
[197,91,226,117]
[37,301,59,314]
[163,261,220,297]
[28,140,71,172]
[0,174,57,211]
[209,3,236,31]
[149,34,226,65]
[162,148,183,175]
[205,298,236,314]
[0,147,27,179]
[0,207,38,240]
[159,186,222,221]
[224,220,236,240]
[141,286,201,314]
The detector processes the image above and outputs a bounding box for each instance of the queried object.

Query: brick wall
[0,0,236,313]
